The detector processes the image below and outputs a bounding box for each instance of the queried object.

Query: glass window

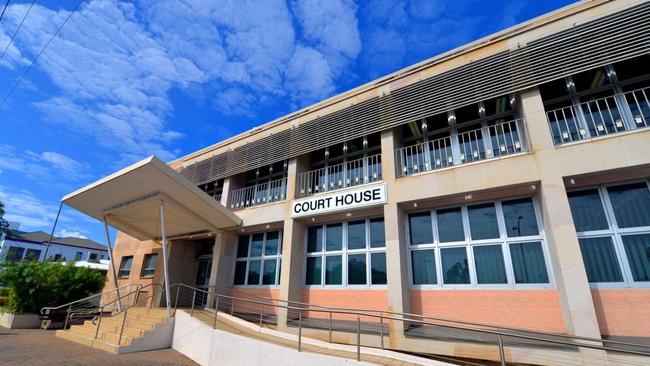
[141,254,158,277]
[326,223,342,251]
[347,220,366,250]
[306,257,322,285]
[5,246,24,262]
[468,203,500,240]
[568,190,609,232]
[247,260,261,285]
[436,207,464,242]
[510,242,549,284]
[325,256,343,285]
[234,231,282,286]
[578,237,624,283]
[502,198,539,237]
[409,212,433,244]
[348,254,367,285]
[307,226,323,252]
[265,231,280,255]
[371,253,387,285]
[622,234,650,282]
[441,247,470,284]
[411,250,436,285]
[237,235,250,258]
[473,245,507,284]
[118,256,133,278]
[369,218,385,248]
[233,262,247,285]
[24,249,41,261]
[250,233,264,257]
[262,260,277,285]
[74,252,83,261]
[607,183,650,228]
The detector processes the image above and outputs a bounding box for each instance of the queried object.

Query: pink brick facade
[592,289,650,337]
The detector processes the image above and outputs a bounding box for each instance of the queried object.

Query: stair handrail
[40,283,141,316]
[170,282,650,363]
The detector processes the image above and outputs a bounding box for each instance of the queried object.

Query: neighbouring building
[61,0,650,363]
[0,231,108,269]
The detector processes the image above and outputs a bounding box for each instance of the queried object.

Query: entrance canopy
[62,156,241,241]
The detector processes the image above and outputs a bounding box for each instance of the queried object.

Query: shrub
[0,261,105,314]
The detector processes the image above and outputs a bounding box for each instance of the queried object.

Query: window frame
[569,180,650,289]
[231,231,283,288]
[303,217,387,289]
[406,196,554,290]
[140,253,159,278]
[118,256,133,278]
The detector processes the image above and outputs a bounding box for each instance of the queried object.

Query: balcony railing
[296,154,382,198]
[214,194,222,203]
[227,178,287,210]
[546,86,650,145]
[395,118,528,177]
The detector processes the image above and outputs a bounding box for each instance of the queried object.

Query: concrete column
[380,128,411,345]
[207,230,238,304]
[220,178,231,206]
[277,158,306,329]
[520,87,601,339]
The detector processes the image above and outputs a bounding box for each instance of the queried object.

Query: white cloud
[213,88,258,118]
[0,144,91,183]
[57,229,88,239]
[285,46,335,106]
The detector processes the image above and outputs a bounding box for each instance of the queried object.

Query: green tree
[0,261,105,314]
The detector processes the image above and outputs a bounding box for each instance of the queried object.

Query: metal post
[298,311,302,352]
[63,305,71,329]
[159,201,172,317]
[380,313,384,350]
[94,308,103,339]
[498,334,506,366]
[42,202,63,261]
[174,285,180,311]
[103,218,122,312]
[328,311,332,343]
[231,299,235,315]
[357,315,361,361]
[190,290,197,317]
[259,303,263,327]
[149,288,155,308]
[212,297,219,329]
[118,308,128,345]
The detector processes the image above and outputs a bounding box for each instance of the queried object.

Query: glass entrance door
[195,258,212,307]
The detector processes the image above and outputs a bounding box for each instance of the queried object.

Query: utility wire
[0,0,84,109]
[0,0,36,60]
[0,0,10,21]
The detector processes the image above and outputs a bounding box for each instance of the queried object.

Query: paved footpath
[0,327,197,366]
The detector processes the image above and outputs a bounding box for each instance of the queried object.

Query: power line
[0,0,84,109]
[0,0,10,21]
[0,0,36,61]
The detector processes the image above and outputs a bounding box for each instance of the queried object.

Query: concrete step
[56,329,121,353]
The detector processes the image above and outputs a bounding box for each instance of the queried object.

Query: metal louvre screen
[181,3,650,185]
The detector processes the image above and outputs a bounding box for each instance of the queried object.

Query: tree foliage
[0,261,105,314]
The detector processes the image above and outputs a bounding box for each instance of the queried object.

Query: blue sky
[0,0,575,243]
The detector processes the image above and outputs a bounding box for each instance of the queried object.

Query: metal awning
[62,156,241,241]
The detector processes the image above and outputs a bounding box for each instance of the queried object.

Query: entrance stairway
[55,308,173,353]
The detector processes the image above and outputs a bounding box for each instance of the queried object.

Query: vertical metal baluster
[328,311,333,343]
[298,311,302,352]
[380,313,384,350]
[174,286,180,312]
[118,308,128,345]
[213,296,219,329]
[560,108,572,141]
[231,298,235,315]
[94,306,103,339]
[63,305,71,329]
[190,290,196,317]
[356,315,361,361]
[498,334,506,366]
[259,303,264,327]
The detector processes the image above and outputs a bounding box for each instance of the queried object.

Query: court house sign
[291,183,387,218]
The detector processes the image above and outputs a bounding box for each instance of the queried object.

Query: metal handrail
[227,177,287,210]
[229,287,650,351]
[40,283,140,315]
[169,283,650,364]
[296,154,383,197]
[396,118,528,177]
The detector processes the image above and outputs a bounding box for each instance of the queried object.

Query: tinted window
[409,212,433,244]
[369,218,385,248]
[473,245,507,284]
[262,260,277,285]
[306,257,322,285]
[411,249,436,285]
[436,207,465,242]
[250,234,264,257]
[247,260,261,285]
[347,220,366,250]
[510,242,549,284]
[265,231,280,255]
[441,247,470,285]
[325,256,342,285]
[371,253,387,285]
[468,203,500,240]
[237,235,250,258]
[622,234,650,282]
[568,190,609,232]
[607,183,650,228]
[233,261,247,285]
[326,223,343,251]
[578,237,623,283]
[502,198,539,237]
[307,226,323,252]
[348,254,367,285]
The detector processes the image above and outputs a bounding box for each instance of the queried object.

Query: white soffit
[62,156,241,241]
